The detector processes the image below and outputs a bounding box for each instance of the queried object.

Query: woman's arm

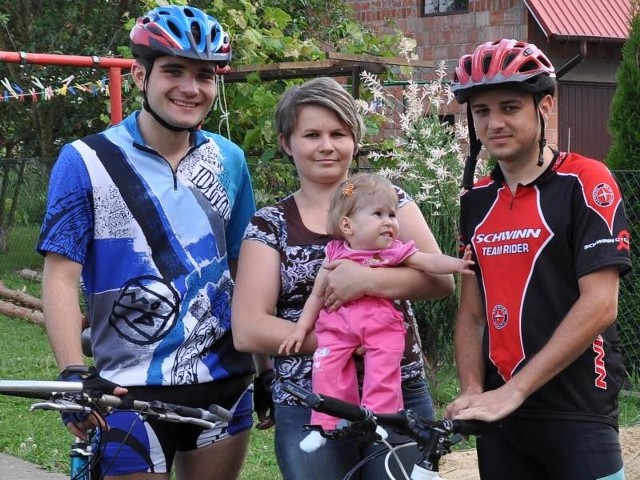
[322,201,455,309]
[231,239,318,355]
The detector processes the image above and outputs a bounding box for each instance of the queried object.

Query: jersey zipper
[134,142,201,190]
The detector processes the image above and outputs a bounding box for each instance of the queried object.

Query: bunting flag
[0,73,134,102]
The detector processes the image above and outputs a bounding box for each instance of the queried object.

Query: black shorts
[476,417,624,480]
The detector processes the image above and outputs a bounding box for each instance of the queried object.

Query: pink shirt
[326,239,418,267]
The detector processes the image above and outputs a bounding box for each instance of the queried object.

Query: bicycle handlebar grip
[171,404,219,423]
[451,419,498,435]
[374,412,410,430]
[0,380,84,398]
[314,393,368,422]
[207,404,232,422]
[282,381,368,421]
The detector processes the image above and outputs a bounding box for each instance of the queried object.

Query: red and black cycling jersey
[459,151,632,426]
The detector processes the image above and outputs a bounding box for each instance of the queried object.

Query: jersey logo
[617,230,631,251]
[593,335,608,389]
[592,183,615,207]
[110,275,179,345]
[491,305,508,330]
[556,155,622,234]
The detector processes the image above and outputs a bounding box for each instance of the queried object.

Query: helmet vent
[191,23,202,44]
[519,60,539,73]
[539,56,553,69]
[502,53,516,70]
[167,20,184,40]
[462,57,472,76]
[482,54,492,75]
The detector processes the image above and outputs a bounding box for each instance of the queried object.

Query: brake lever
[157,412,215,429]
[30,399,90,413]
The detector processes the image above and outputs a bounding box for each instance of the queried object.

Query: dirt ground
[438,424,640,479]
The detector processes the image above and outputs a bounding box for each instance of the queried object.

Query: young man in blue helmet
[446,38,631,479]
[38,5,256,479]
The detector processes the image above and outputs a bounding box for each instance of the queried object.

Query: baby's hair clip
[342,182,355,197]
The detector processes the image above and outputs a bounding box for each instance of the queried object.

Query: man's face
[469,89,552,165]
[135,56,217,129]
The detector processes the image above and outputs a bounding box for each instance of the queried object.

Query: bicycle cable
[95,403,153,479]
[342,436,410,480]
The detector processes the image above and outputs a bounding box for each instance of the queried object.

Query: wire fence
[614,170,640,384]
[1,158,639,384]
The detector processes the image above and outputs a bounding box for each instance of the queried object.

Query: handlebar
[283,381,498,479]
[0,379,232,429]
[282,380,495,437]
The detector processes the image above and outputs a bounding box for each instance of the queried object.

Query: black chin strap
[533,96,547,166]
[462,103,483,190]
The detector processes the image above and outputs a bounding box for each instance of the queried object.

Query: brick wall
[345,0,561,148]
[347,0,527,63]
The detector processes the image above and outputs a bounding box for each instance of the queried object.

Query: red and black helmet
[130,5,231,67]
[452,39,556,104]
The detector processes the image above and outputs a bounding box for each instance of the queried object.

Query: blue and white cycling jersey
[37,112,256,387]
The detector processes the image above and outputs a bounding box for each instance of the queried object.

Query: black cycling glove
[57,365,119,426]
[253,370,275,425]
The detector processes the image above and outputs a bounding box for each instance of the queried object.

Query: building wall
[345,0,623,156]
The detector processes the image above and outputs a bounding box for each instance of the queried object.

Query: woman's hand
[321,260,370,311]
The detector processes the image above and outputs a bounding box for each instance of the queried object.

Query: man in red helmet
[38,5,256,479]
[446,39,631,479]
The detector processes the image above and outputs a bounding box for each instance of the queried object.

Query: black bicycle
[283,381,497,480]
[0,376,232,480]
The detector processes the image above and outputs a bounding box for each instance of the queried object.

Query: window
[422,0,468,15]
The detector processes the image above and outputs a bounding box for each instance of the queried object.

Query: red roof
[523,0,631,41]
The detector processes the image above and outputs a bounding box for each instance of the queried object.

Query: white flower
[359,60,465,220]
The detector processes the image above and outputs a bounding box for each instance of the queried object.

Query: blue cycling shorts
[98,376,253,475]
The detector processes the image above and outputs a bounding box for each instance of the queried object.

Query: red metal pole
[0,51,134,124]
[108,67,123,124]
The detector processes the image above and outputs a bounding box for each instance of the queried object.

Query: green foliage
[607,4,640,169]
[611,169,640,378]
[2,0,403,232]
[0,0,148,161]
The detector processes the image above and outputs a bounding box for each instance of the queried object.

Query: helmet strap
[463,103,483,190]
[533,96,546,166]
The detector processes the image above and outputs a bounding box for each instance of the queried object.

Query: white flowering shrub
[356,50,470,367]
[357,61,467,223]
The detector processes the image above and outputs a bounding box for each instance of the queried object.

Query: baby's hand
[461,244,475,274]
[278,330,306,355]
